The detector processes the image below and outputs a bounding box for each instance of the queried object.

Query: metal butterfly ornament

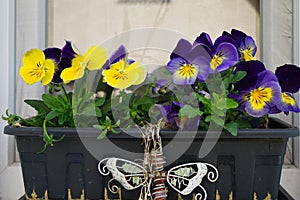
[98,120,219,200]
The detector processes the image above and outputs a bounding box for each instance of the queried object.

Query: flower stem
[85,70,89,95]
[58,83,68,102]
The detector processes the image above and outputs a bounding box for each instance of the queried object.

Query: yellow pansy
[19,48,55,85]
[60,46,107,83]
[102,59,146,89]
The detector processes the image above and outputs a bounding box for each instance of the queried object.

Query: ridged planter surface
[4,118,299,200]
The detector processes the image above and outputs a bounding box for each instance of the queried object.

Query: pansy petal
[60,66,85,84]
[60,56,85,83]
[244,36,257,54]
[239,36,257,61]
[232,69,281,117]
[231,29,247,44]
[22,49,45,68]
[62,41,78,59]
[102,59,144,89]
[244,100,270,117]
[269,106,281,114]
[193,32,214,52]
[110,59,126,71]
[110,45,127,64]
[235,60,266,76]
[242,79,281,117]
[187,44,211,63]
[102,67,138,89]
[210,43,238,72]
[170,39,193,60]
[20,66,45,85]
[216,43,238,65]
[44,48,62,64]
[275,64,300,93]
[173,64,199,85]
[41,59,55,85]
[234,61,266,91]
[52,57,72,83]
[159,102,181,129]
[124,61,146,85]
[276,92,300,113]
[214,35,237,49]
[167,57,187,73]
[256,70,278,86]
[191,56,210,81]
[243,86,276,117]
[84,46,107,70]
[153,79,169,94]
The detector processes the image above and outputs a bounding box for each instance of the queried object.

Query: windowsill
[0,162,24,200]
[0,163,299,199]
[281,165,300,199]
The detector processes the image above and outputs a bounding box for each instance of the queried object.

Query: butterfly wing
[166,162,209,195]
[98,157,147,190]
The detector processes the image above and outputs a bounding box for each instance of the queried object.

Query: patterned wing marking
[98,157,147,191]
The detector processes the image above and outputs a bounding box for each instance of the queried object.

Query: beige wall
[48,0,260,65]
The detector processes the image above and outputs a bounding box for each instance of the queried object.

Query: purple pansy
[230,63,281,117]
[159,102,182,129]
[223,29,257,61]
[234,60,266,91]
[167,39,210,85]
[43,42,74,83]
[61,40,77,60]
[103,45,135,70]
[271,64,300,114]
[159,101,200,130]
[194,32,239,73]
[153,79,169,94]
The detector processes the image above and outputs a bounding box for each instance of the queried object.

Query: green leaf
[58,115,65,125]
[232,71,247,83]
[80,103,97,116]
[111,128,121,134]
[95,108,102,117]
[224,121,239,136]
[235,119,252,128]
[24,100,51,114]
[45,110,60,121]
[179,105,202,119]
[211,115,225,126]
[42,94,64,111]
[222,76,231,89]
[204,115,211,122]
[38,120,65,153]
[195,93,211,107]
[96,129,108,140]
[57,95,68,106]
[95,97,105,107]
[226,98,239,109]
[212,108,225,117]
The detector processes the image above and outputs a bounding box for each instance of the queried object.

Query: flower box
[5,118,299,200]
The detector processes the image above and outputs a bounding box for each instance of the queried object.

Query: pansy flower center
[37,61,49,71]
[239,47,254,61]
[29,67,44,78]
[112,70,128,80]
[210,55,223,71]
[245,87,273,110]
[282,92,296,106]
[178,64,196,78]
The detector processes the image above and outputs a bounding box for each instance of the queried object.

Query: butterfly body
[98,121,218,200]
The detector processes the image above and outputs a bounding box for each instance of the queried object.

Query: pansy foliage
[3,29,300,150]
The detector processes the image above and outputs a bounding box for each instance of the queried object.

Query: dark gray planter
[4,118,299,200]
